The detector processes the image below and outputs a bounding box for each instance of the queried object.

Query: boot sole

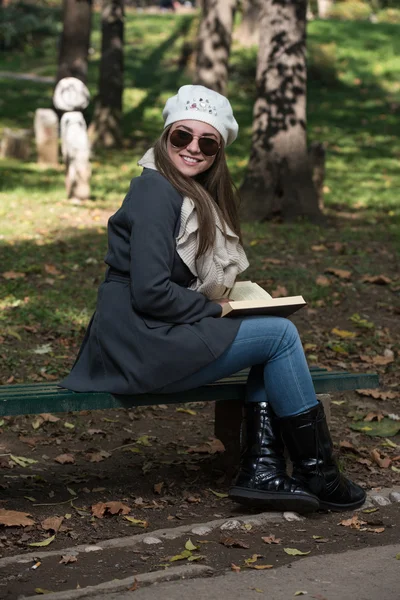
[318,495,367,512]
[229,486,319,514]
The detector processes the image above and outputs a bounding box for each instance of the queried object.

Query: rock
[220,519,241,531]
[84,545,102,552]
[370,495,391,507]
[389,491,400,503]
[191,526,212,535]
[143,536,162,545]
[283,512,304,522]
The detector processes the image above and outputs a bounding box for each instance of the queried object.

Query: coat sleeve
[126,173,222,323]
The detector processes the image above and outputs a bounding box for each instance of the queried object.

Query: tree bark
[57,0,93,85]
[234,0,261,48]
[88,0,124,148]
[194,0,237,95]
[240,0,322,222]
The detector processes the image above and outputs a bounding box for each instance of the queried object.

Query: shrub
[377,8,400,22]
[327,1,373,21]
[0,1,60,52]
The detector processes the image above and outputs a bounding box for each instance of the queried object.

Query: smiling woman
[60,84,366,515]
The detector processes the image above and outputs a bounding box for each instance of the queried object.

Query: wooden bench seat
[0,368,379,463]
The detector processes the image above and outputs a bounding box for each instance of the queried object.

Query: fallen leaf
[28,534,56,547]
[41,517,64,532]
[44,264,61,276]
[185,539,198,551]
[350,419,400,437]
[365,527,385,533]
[40,413,60,423]
[364,412,385,423]
[92,501,131,518]
[244,554,263,565]
[169,549,192,562]
[188,439,225,454]
[316,275,331,287]
[370,449,391,469]
[0,509,35,527]
[64,421,75,429]
[356,389,398,400]
[55,454,75,464]
[10,455,38,468]
[208,488,228,498]
[176,408,197,416]
[220,536,250,549]
[261,534,281,544]
[32,344,53,355]
[262,257,283,265]
[325,268,352,280]
[283,548,311,556]
[349,314,374,329]
[2,271,26,279]
[331,328,357,339]
[123,516,149,528]
[34,588,53,595]
[59,555,78,564]
[311,244,327,252]
[294,593,308,597]
[271,285,288,297]
[128,578,139,591]
[338,515,366,529]
[361,274,392,285]
[136,435,152,446]
[396,553,400,560]
[251,564,273,570]
[87,428,106,435]
[153,482,164,494]
[85,450,111,462]
[231,563,241,572]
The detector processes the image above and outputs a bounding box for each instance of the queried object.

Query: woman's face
[167,120,221,178]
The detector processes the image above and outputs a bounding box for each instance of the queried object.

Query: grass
[0,12,399,382]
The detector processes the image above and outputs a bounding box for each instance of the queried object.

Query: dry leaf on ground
[370,449,391,469]
[91,501,131,518]
[188,438,225,454]
[361,274,392,285]
[339,515,367,529]
[231,563,241,572]
[2,271,26,279]
[59,555,78,564]
[261,534,281,544]
[316,275,331,287]
[325,268,352,280]
[0,509,35,527]
[41,516,64,532]
[55,454,75,464]
[85,450,111,463]
[356,389,399,400]
[271,285,288,297]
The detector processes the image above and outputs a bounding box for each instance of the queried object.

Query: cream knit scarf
[138,149,249,300]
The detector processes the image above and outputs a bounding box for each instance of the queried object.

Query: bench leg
[214,399,243,469]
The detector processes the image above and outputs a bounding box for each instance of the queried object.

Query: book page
[230,281,272,302]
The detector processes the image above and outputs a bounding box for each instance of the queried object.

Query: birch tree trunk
[56,0,93,85]
[195,0,237,95]
[240,0,322,222]
[235,0,261,48]
[89,0,124,148]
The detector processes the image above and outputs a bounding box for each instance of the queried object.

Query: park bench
[0,367,379,463]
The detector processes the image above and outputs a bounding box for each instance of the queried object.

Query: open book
[221,281,306,318]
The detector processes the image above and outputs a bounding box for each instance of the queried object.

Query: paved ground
[88,544,400,600]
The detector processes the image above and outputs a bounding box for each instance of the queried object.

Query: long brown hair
[153,126,242,259]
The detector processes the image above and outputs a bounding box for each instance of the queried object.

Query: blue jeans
[158,316,319,418]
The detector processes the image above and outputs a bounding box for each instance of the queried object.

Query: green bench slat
[0,370,380,417]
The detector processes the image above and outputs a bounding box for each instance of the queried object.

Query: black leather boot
[228,402,319,513]
[280,402,366,511]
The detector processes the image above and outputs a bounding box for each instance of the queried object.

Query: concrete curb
[0,510,283,569]
[20,564,214,600]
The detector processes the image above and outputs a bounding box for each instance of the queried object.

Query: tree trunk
[57,0,93,85]
[194,0,237,95]
[240,0,322,222]
[88,0,124,148]
[234,0,261,48]
[317,0,334,19]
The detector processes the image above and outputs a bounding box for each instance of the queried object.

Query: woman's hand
[215,298,232,317]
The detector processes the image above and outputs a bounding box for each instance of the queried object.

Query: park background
[0,1,399,591]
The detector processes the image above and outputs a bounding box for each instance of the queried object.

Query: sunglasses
[169,128,220,157]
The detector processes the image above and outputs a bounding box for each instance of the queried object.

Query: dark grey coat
[60,168,242,395]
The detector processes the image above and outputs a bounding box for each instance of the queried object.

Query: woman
[61,85,365,513]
